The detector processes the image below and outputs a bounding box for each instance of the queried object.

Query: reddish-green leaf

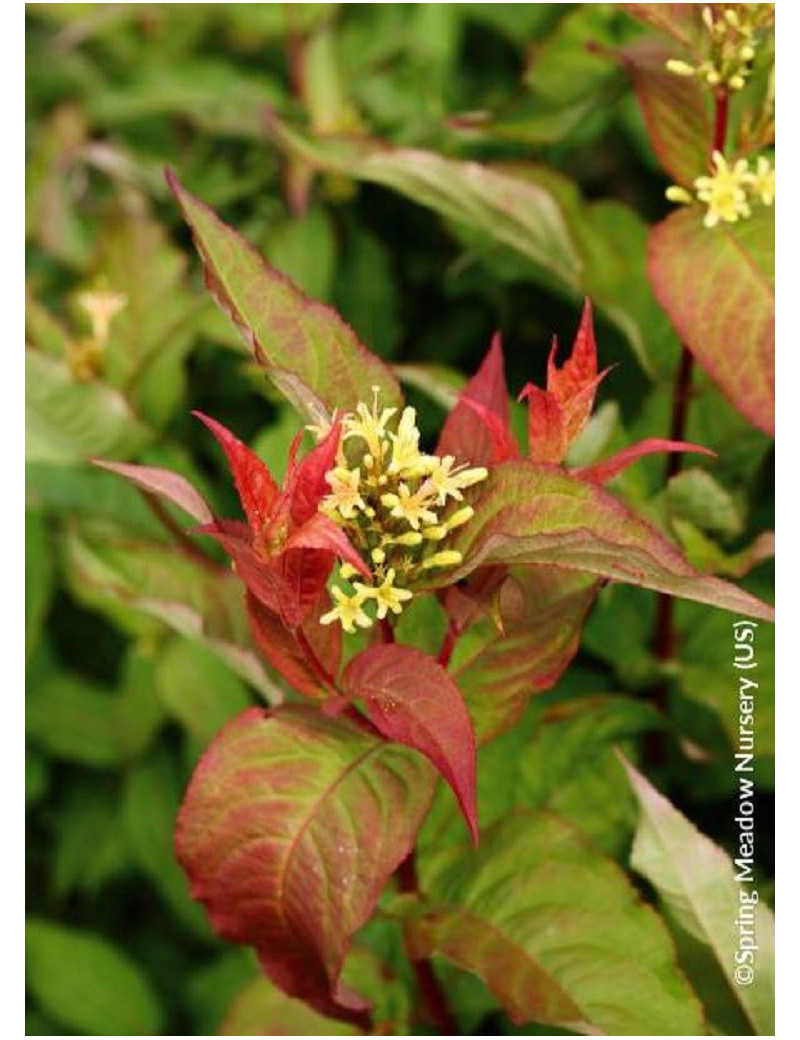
[437,333,515,466]
[453,568,599,743]
[409,811,705,1034]
[342,645,478,844]
[92,460,214,524]
[621,4,705,53]
[573,437,715,484]
[622,759,775,1035]
[166,170,402,423]
[176,705,435,1018]
[439,461,774,621]
[649,206,774,435]
[617,36,711,186]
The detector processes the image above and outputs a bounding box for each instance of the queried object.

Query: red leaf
[91,459,214,524]
[437,333,516,465]
[546,301,602,444]
[176,705,436,1016]
[288,422,343,528]
[342,645,478,845]
[573,438,716,484]
[519,383,568,464]
[248,592,341,699]
[194,412,280,531]
[286,513,372,581]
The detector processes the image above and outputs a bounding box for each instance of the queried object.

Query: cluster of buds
[666,151,774,228]
[317,387,488,632]
[67,287,127,381]
[666,4,774,92]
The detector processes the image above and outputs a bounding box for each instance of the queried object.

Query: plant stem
[437,619,459,668]
[140,491,223,575]
[650,88,731,723]
[380,618,395,644]
[396,852,458,1035]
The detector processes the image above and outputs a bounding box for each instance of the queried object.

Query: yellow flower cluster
[666,152,774,228]
[666,4,774,92]
[318,387,488,633]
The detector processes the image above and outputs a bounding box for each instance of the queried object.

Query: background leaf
[648,207,775,435]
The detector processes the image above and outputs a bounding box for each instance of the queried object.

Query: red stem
[651,89,732,721]
[380,618,395,644]
[437,619,459,668]
[396,853,458,1034]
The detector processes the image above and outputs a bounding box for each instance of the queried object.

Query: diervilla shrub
[96,171,774,1032]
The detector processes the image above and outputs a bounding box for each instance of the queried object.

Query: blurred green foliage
[26,4,773,1034]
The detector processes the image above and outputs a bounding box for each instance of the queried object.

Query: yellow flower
[423,455,489,506]
[694,151,751,228]
[357,568,413,620]
[323,466,365,519]
[381,483,439,530]
[747,156,775,206]
[343,385,397,458]
[320,586,373,634]
[421,550,463,571]
[388,406,423,474]
[76,289,127,346]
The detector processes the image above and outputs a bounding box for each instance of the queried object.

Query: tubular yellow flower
[694,151,751,228]
[388,406,423,474]
[424,455,489,505]
[320,586,373,634]
[421,550,463,571]
[76,289,127,346]
[324,466,366,519]
[384,483,439,530]
[343,385,397,457]
[747,157,775,206]
[357,569,413,620]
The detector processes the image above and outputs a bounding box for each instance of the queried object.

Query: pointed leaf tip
[342,645,478,844]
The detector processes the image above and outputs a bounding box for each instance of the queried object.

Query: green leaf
[267,118,582,290]
[25,511,55,663]
[26,651,164,767]
[92,197,201,425]
[452,567,599,743]
[440,461,774,621]
[166,171,402,424]
[26,919,164,1035]
[26,350,152,465]
[265,207,337,302]
[176,705,436,1017]
[411,811,705,1034]
[665,467,744,539]
[516,696,663,857]
[26,674,131,767]
[219,976,362,1036]
[63,524,281,701]
[622,759,775,1035]
[155,637,252,744]
[52,778,130,897]
[648,206,774,435]
[122,748,212,938]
